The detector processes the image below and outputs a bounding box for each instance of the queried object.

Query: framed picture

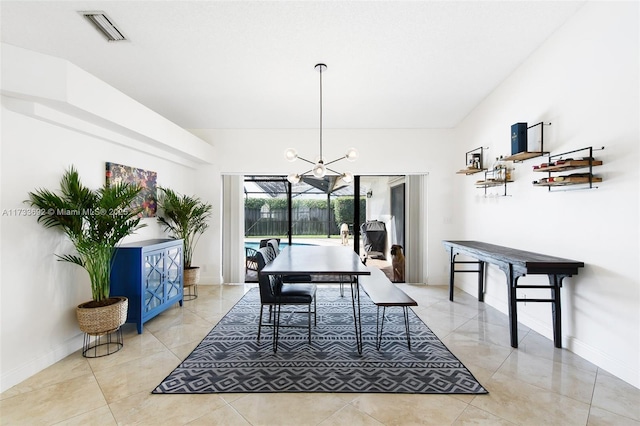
[105,162,157,217]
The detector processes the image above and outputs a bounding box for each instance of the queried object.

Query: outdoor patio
[244,237,393,283]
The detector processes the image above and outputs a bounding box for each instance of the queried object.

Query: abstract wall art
[105,162,157,217]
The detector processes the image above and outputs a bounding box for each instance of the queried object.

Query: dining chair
[245,247,258,274]
[256,247,316,352]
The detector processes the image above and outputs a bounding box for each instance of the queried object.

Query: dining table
[260,245,371,354]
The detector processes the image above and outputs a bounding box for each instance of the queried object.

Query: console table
[111,239,184,333]
[442,240,584,348]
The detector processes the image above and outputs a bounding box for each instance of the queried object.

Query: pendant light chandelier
[285,63,358,184]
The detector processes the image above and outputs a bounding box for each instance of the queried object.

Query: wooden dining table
[260,245,371,354]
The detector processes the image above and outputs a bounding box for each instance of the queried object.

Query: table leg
[449,248,456,301]
[507,265,520,348]
[350,277,363,354]
[478,261,485,302]
[403,306,411,351]
[549,274,563,348]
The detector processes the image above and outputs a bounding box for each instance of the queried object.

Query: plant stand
[183,266,200,301]
[76,296,128,357]
[81,327,123,358]
[183,283,198,301]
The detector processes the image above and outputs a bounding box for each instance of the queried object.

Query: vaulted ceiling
[1,1,584,130]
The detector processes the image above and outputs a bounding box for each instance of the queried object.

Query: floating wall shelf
[503,122,551,163]
[532,146,604,191]
[457,146,488,175]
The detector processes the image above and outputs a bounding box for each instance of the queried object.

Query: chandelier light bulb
[287,173,301,184]
[284,148,298,162]
[312,162,326,178]
[341,172,354,184]
[345,148,358,162]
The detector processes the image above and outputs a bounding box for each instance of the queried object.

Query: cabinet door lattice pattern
[165,247,182,300]
[144,251,164,312]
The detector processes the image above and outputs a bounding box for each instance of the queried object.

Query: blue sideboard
[111,239,184,333]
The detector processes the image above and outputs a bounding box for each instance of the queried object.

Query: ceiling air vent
[80,11,127,42]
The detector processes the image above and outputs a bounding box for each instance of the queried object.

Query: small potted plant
[27,166,145,337]
[156,188,212,290]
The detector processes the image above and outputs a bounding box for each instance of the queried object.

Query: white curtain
[221,174,245,283]
[405,174,427,283]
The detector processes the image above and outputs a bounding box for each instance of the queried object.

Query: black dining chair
[266,239,313,284]
[245,247,258,274]
[256,247,316,352]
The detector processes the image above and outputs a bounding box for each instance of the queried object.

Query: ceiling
[1,1,584,130]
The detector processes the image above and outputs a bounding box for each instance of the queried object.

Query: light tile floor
[2,284,639,425]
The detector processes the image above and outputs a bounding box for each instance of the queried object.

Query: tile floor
[1,283,639,425]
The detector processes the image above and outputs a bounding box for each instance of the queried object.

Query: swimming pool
[244,241,315,250]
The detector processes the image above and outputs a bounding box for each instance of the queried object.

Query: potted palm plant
[156,188,212,290]
[27,166,146,336]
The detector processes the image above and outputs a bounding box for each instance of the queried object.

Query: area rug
[153,288,487,394]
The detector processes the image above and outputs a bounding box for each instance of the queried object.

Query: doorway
[242,175,364,282]
[391,183,405,250]
[358,176,406,282]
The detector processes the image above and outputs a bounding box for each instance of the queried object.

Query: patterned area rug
[153,288,487,394]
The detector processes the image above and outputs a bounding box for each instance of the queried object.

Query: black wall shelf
[504,122,551,163]
[532,146,604,191]
[475,167,513,197]
[457,146,488,175]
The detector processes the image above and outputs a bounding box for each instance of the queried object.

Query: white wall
[363,176,392,223]
[451,2,639,387]
[0,45,215,391]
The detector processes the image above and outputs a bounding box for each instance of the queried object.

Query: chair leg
[308,303,312,344]
[257,304,264,342]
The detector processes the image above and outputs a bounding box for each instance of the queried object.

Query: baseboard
[198,272,223,285]
[566,336,640,389]
[0,333,84,393]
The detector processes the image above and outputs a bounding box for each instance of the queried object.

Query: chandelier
[285,63,358,184]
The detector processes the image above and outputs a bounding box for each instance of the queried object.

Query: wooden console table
[442,240,584,348]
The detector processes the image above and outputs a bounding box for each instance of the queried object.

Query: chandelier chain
[319,65,323,162]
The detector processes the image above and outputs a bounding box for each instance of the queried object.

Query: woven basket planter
[183,266,201,287]
[76,297,128,336]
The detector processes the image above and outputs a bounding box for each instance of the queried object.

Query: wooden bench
[360,267,418,350]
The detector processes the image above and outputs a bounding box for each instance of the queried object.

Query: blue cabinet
[110,239,183,334]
